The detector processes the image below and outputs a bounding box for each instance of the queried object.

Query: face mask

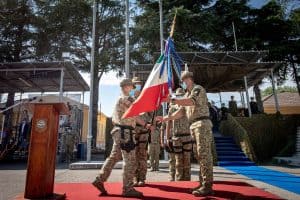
[135,84,142,91]
[181,82,187,90]
[129,89,135,97]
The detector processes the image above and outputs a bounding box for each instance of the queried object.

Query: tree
[131,0,214,63]
[36,0,125,147]
[0,0,38,129]
[262,86,298,97]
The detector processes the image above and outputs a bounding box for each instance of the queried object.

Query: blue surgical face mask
[181,82,187,90]
[129,89,135,97]
[135,84,142,91]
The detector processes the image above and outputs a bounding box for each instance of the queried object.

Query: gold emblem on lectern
[35,119,47,133]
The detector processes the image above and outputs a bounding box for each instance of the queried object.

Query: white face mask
[135,84,142,91]
[181,82,187,90]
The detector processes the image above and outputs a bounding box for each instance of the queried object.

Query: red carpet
[53,181,282,200]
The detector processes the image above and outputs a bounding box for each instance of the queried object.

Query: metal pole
[240,91,245,108]
[0,115,5,145]
[87,0,97,162]
[159,0,164,54]
[219,92,222,106]
[271,69,280,113]
[59,69,64,102]
[125,0,130,78]
[244,76,252,117]
[232,21,238,51]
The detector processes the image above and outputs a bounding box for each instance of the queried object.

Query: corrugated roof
[0,61,89,93]
[131,51,283,93]
[263,92,300,107]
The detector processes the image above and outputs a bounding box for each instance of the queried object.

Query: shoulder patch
[192,87,201,96]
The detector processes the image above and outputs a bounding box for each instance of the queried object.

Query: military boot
[92,177,108,196]
[190,183,202,193]
[192,185,213,197]
[137,181,145,187]
[123,188,143,198]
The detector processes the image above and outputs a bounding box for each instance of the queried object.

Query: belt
[115,124,134,130]
[190,116,210,124]
[174,133,190,137]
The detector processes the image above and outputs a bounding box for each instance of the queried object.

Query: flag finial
[169,9,178,38]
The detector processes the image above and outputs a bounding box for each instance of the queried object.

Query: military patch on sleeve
[192,88,201,96]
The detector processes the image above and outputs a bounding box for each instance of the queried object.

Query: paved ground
[0,162,299,200]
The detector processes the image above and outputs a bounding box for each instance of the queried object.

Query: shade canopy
[0,61,89,93]
[130,51,283,93]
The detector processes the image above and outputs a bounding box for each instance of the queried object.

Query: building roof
[0,61,89,93]
[263,92,300,107]
[131,51,283,93]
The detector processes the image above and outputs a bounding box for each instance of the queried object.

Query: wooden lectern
[24,103,69,199]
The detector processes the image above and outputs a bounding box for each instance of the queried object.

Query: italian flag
[122,54,169,118]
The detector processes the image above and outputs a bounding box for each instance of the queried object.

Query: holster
[165,140,174,153]
[116,124,136,153]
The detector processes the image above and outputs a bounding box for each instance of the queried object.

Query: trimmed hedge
[220,114,300,162]
[236,114,299,162]
[220,114,256,162]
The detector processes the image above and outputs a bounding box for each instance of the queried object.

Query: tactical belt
[115,124,135,152]
[190,116,210,125]
[174,133,190,137]
[138,130,149,135]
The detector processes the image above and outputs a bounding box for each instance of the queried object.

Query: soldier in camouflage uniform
[157,71,214,196]
[167,88,193,181]
[92,79,153,198]
[148,124,160,171]
[132,77,151,186]
[161,122,175,181]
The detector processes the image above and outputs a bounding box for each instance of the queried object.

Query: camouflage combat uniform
[182,84,213,190]
[134,113,151,183]
[169,104,193,181]
[148,125,160,171]
[96,94,137,194]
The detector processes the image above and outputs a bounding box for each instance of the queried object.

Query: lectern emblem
[35,119,47,133]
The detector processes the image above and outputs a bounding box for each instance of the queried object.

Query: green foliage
[220,114,256,161]
[262,86,298,96]
[236,114,300,162]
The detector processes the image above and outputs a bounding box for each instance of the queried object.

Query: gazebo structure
[0,61,89,146]
[0,61,89,99]
[131,50,283,117]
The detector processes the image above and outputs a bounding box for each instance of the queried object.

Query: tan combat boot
[123,188,143,198]
[192,185,213,197]
[92,177,108,196]
[190,183,202,193]
[137,181,145,187]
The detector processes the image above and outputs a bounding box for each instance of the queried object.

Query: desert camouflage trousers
[172,134,192,181]
[168,152,175,180]
[97,128,136,192]
[148,143,160,170]
[190,120,213,187]
[134,130,149,182]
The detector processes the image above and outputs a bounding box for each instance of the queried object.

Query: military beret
[132,76,143,84]
[120,78,133,87]
[175,88,185,96]
[181,71,193,80]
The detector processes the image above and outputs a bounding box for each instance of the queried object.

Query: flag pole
[169,9,177,38]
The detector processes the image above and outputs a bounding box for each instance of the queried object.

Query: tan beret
[132,76,143,84]
[181,71,193,80]
[120,78,133,87]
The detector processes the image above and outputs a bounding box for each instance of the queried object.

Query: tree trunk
[91,69,100,148]
[254,84,264,113]
[291,61,300,95]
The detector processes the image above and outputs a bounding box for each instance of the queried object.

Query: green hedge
[220,114,300,163]
[220,114,256,162]
[236,114,299,162]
